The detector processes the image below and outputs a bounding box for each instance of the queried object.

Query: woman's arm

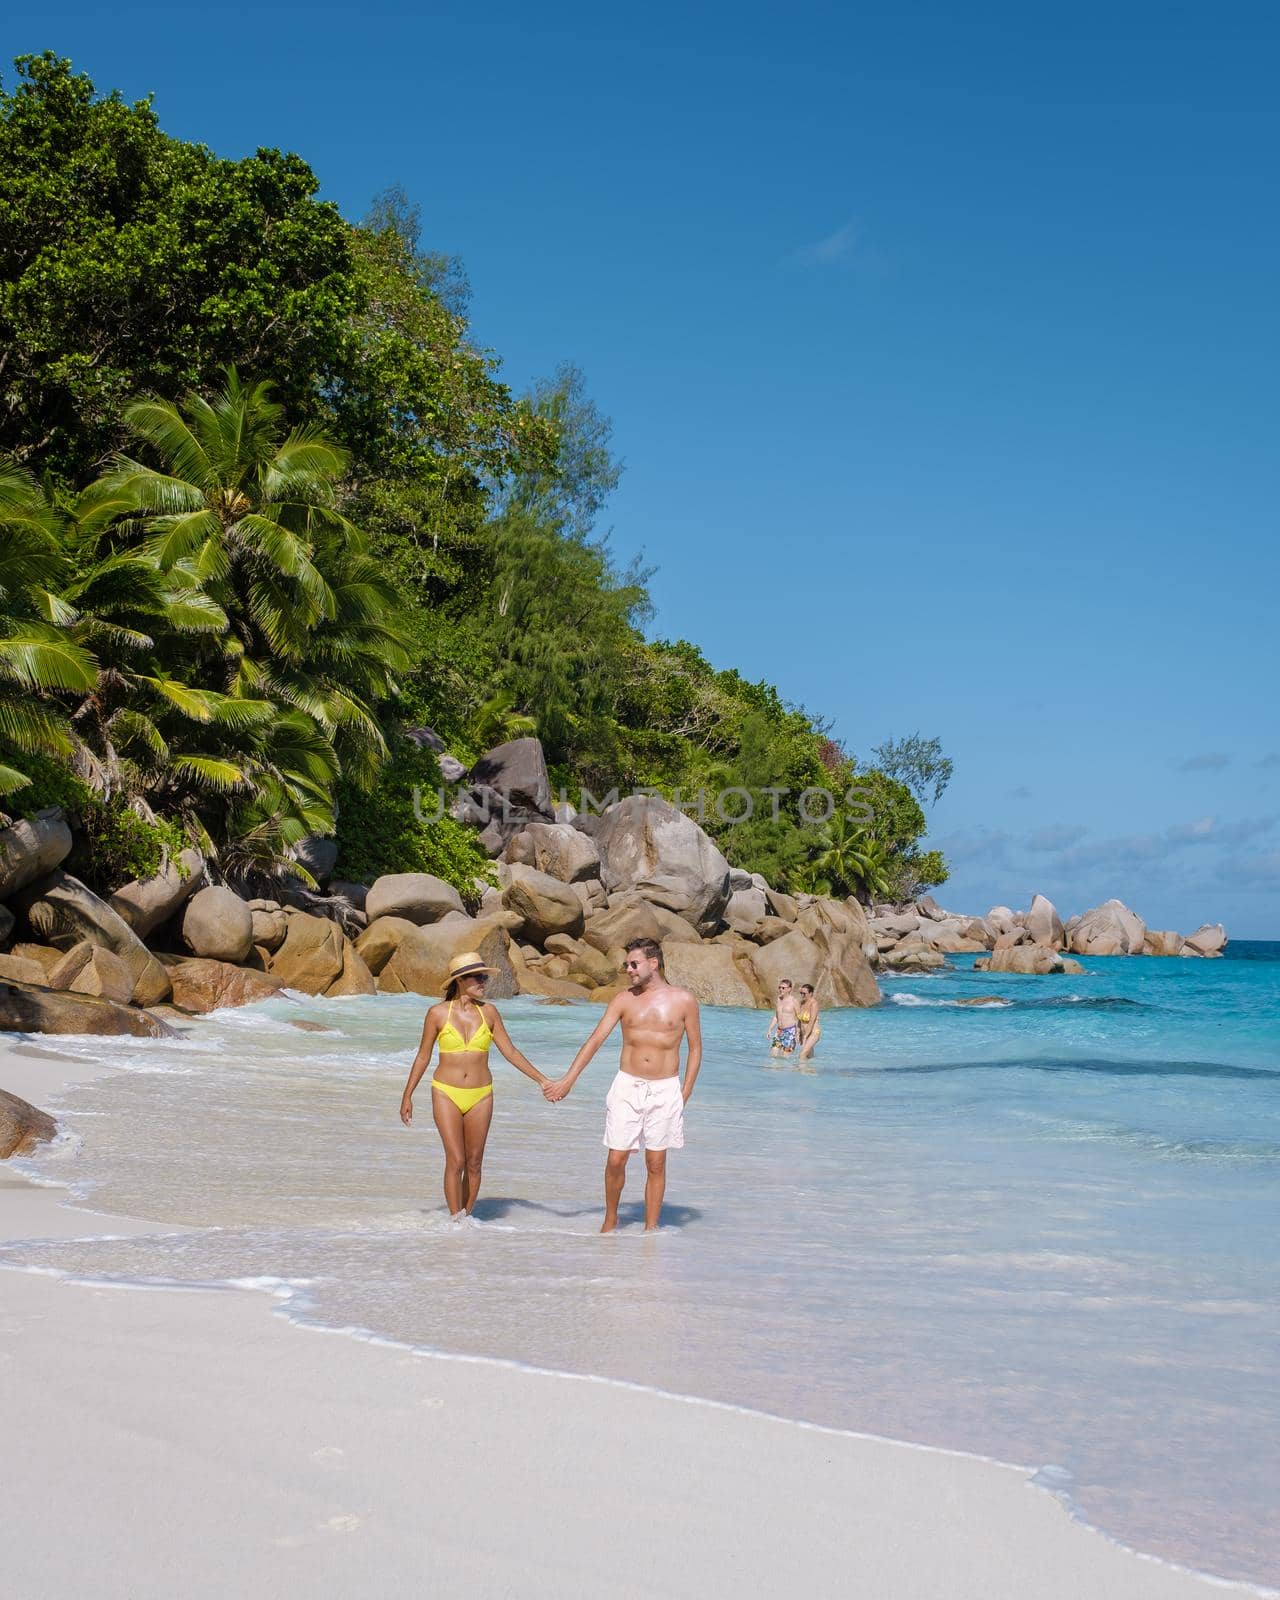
[486,1006,549,1088]
[400,1007,442,1124]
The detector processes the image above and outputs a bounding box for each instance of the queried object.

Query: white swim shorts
[603,1071,685,1152]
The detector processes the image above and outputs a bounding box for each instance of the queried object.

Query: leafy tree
[0,54,356,479]
[870,732,953,806]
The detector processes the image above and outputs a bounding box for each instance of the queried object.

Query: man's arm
[543,994,625,1100]
[681,996,702,1104]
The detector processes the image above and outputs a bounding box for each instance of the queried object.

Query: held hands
[542,1077,571,1102]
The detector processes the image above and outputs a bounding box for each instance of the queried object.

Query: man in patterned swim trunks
[768,978,801,1056]
[544,937,702,1233]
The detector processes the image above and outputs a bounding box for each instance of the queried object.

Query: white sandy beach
[0,1038,1241,1600]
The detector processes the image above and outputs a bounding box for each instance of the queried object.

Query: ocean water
[5,943,1279,1589]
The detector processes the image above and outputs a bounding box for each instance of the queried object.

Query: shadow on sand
[470,1196,702,1229]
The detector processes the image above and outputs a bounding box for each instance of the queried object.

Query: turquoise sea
[6,943,1279,1589]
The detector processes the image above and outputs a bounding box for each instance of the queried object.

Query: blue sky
[11,2,1279,935]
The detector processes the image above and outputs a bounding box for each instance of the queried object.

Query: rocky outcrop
[13,871,171,1006]
[163,957,287,1013]
[354,916,420,976]
[504,822,601,884]
[1184,923,1227,957]
[660,941,759,1007]
[975,947,1084,975]
[724,885,769,932]
[182,885,254,964]
[0,979,177,1037]
[1025,894,1066,949]
[1144,930,1185,957]
[381,917,517,999]
[47,942,134,1004]
[0,951,54,985]
[1069,899,1146,957]
[502,864,586,943]
[326,941,377,996]
[580,899,662,955]
[580,795,731,933]
[0,1088,57,1158]
[542,934,617,988]
[109,848,204,939]
[364,873,466,927]
[0,809,73,900]
[250,907,288,952]
[266,913,347,994]
[469,737,553,816]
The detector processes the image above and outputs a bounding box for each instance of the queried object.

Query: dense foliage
[0,53,948,902]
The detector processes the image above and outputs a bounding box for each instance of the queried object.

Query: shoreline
[0,1032,1270,1599]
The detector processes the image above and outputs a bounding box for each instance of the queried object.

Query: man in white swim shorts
[544,937,702,1232]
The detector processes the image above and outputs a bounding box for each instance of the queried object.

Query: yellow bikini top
[798,1010,811,1024]
[437,1000,494,1054]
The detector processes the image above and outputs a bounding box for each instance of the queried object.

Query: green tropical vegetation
[0,52,948,903]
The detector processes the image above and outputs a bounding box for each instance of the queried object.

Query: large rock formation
[580,899,662,955]
[46,942,134,1004]
[364,873,466,926]
[468,737,553,816]
[1025,893,1066,949]
[13,871,171,1006]
[1069,899,1146,956]
[1184,923,1227,956]
[163,957,287,1013]
[0,979,177,1037]
[110,848,204,938]
[0,1088,57,1158]
[502,864,586,943]
[580,795,731,933]
[0,809,73,900]
[504,822,601,884]
[182,885,254,964]
[380,917,517,999]
[266,913,347,994]
[660,941,759,1007]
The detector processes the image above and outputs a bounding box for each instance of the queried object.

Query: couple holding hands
[400,939,702,1233]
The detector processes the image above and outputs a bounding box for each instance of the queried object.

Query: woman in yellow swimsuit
[399,950,550,1219]
[797,982,822,1060]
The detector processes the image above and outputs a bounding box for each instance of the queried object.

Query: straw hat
[446,951,493,983]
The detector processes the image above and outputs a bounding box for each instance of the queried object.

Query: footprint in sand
[310,1446,346,1469]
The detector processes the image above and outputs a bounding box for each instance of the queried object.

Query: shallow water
[7,945,1279,1588]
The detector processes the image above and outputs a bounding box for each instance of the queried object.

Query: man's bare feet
[600,1217,618,1233]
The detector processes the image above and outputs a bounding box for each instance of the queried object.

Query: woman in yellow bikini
[797,982,822,1060]
[399,951,550,1219]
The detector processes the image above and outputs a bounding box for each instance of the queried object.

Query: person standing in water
[544,938,701,1233]
[400,951,552,1220]
[767,977,801,1056]
[797,982,822,1060]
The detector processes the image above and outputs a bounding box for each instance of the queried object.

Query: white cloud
[1027,823,1087,852]
[792,220,856,266]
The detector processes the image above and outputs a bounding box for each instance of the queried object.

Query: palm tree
[80,366,408,765]
[805,811,894,902]
[0,463,97,796]
[73,370,410,864]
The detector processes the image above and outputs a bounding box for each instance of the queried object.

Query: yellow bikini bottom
[431,1077,494,1115]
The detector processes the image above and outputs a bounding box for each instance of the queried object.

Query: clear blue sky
[12,2,1279,935]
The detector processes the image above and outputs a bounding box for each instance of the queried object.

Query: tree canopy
[0,52,949,900]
